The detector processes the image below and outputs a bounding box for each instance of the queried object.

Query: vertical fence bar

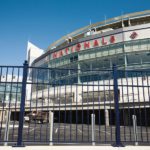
[112,65,123,147]
[16,61,28,147]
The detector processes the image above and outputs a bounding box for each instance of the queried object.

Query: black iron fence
[0,61,150,146]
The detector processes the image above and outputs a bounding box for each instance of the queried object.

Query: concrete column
[91,114,95,146]
[124,54,127,69]
[0,111,2,122]
[1,111,6,122]
[128,18,131,26]
[74,86,82,103]
[68,69,70,76]
[49,111,54,146]
[78,63,81,83]
[4,110,11,146]
[6,95,9,102]
[124,54,128,77]
[121,17,124,27]
[110,59,112,68]
[105,109,109,126]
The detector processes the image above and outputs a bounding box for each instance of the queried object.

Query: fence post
[112,64,124,147]
[16,60,28,147]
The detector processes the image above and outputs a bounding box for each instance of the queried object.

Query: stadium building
[32,10,150,72]
[29,10,150,126]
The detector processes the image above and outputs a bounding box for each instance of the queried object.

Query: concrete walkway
[0,146,149,150]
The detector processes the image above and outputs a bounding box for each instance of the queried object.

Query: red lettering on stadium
[93,40,99,47]
[52,52,57,59]
[84,42,90,49]
[110,35,115,43]
[65,48,69,54]
[52,35,116,59]
[59,50,63,57]
[71,46,74,53]
[76,43,81,51]
[102,37,107,45]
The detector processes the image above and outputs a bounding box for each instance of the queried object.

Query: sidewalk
[0,146,150,150]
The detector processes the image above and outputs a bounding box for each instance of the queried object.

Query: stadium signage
[130,32,138,39]
[51,35,116,59]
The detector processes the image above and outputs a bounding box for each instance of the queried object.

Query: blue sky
[0,0,149,65]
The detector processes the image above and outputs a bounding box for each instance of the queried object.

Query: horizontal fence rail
[0,61,150,146]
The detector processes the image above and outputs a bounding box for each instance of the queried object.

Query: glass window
[80,62,90,71]
[117,55,125,67]
[111,56,118,66]
[127,53,141,65]
[103,58,110,68]
[141,52,150,64]
[70,55,78,63]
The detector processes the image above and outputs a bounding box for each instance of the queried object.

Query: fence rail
[0,61,150,146]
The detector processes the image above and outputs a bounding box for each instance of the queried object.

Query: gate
[0,61,150,146]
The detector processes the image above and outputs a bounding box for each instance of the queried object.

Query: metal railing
[0,61,150,147]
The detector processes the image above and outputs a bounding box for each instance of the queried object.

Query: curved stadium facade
[33,10,150,75]
[30,10,150,126]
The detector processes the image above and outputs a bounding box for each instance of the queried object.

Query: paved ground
[0,122,150,146]
[1,146,150,150]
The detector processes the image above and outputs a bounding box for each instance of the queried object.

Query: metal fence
[0,61,150,146]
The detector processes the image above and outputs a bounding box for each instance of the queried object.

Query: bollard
[132,115,138,146]
[91,113,95,146]
[49,111,54,146]
[4,110,11,146]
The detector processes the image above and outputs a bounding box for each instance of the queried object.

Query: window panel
[127,53,141,65]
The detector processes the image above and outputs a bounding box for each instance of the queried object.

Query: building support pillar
[78,63,81,84]
[128,17,131,26]
[105,109,109,126]
[124,54,127,69]
[49,111,54,146]
[124,54,128,77]
[0,111,2,121]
